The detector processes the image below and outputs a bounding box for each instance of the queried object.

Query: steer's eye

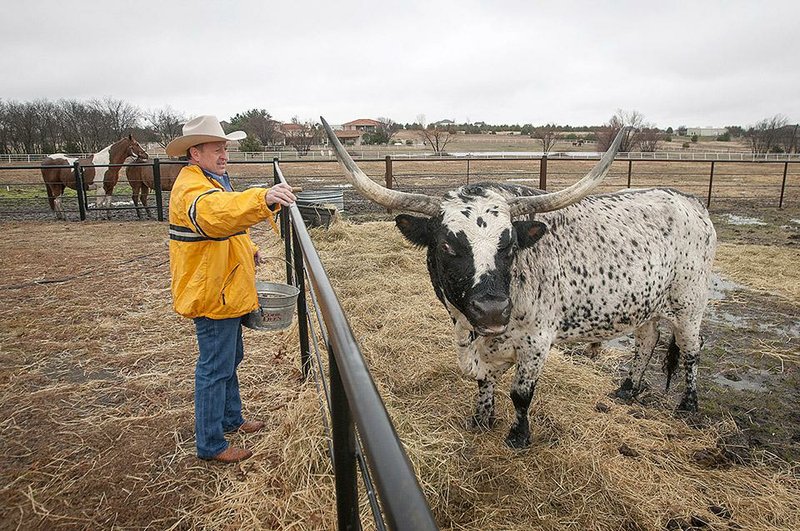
[440,241,457,256]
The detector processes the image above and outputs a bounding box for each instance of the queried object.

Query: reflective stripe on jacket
[169,164,278,319]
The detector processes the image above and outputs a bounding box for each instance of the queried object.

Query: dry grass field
[0,202,798,529]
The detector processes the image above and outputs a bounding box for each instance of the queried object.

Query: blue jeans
[193,316,246,458]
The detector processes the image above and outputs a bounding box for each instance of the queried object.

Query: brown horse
[41,135,148,220]
[126,158,186,219]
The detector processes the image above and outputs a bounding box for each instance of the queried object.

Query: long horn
[509,126,631,217]
[321,117,441,216]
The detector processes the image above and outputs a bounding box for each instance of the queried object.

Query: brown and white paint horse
[41,135,148,220]
[126,157,186,219]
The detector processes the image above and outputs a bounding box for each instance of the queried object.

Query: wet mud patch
[593,273,800,463]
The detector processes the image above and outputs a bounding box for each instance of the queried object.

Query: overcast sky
[2,0,797,128]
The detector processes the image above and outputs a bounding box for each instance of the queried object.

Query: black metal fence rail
[0,157,797,222]
[273,160,438,530]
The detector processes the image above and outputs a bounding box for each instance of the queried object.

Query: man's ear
[513,220,548,248]
[395,214,432,248]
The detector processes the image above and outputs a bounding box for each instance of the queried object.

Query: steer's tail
[663,336,681,391]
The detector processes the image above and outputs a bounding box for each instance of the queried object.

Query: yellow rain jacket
[169,164,278,319]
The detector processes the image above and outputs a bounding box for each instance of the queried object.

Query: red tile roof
[343,119,381,126]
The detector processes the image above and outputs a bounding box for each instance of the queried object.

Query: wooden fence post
[385,155,393,214]
[539,156,548,191]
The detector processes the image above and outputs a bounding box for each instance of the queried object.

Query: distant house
[687,127,728,137]
[279,122,305,138]
[330,118,383,145]
[432,119,455,128]
[332,129,364,146]
[342,119,381,133]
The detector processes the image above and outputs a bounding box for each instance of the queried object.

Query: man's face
[190,141,229,174]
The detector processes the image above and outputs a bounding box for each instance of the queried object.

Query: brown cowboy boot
[207,446,252,463]
[237,420,266,434]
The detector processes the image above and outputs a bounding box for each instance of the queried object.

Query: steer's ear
[395,214,432,248]
[513,220,548,248]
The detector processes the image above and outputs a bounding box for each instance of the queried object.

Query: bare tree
[638,127,664,152]
[92,97,141,139]
[376,116,401,143]
[745,114,789,154]
[418,125,454,155]
[145,106,187,150]
[777,123,799,154]
[5,100,39,153]
[285,117,319,156]
[531,124,559,153]
[58,99,101,152]
[596,109,645,152]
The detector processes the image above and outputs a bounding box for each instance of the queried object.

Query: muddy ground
[0,198,797,528]
[584,206,800,463]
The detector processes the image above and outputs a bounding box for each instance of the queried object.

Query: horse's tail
[663,335,681,391]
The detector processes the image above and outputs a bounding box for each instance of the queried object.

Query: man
[166,115,296,463]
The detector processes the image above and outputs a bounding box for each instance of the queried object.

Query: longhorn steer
[322,118,716,449]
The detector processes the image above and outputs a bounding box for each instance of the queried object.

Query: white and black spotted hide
[396,183,716,448]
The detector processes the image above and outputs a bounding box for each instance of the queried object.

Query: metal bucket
[241,281,300,331]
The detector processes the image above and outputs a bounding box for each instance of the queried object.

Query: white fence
[3,150,799,164]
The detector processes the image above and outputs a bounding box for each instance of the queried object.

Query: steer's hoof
[676,394,698,414]
[612,379,647,401]
[466,415,497,432]
[504,429,531,449]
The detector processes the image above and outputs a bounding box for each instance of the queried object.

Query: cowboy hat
[165,115,247,157]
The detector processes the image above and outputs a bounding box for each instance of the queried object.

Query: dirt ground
[0,203,798,528]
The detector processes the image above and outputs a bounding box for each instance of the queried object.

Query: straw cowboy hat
[165,115,246,157]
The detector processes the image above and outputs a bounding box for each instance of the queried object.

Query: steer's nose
[468,296,511,334]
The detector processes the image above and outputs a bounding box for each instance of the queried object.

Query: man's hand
[265,183,296,207]
[254,250,262,267]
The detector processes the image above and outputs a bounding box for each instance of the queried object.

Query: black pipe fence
[272,160,438,530]
[0,156,797,222]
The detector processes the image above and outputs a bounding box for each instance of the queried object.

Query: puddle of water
[709,273,745,301]
[756,321,800,339]
[606,335,634,350]
[712,370,771,392]
[723,213,768,226]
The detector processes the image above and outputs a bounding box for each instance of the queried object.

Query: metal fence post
[627,160,633,188]
[153,158,164,221]
[779,161,789,209]
[292,230,311,380]
[330,349,361,531]
[275,159,293,285]
[707,161,715,208]
[466,158,470,185]
[74,161,86,221]
[539,155,548,191]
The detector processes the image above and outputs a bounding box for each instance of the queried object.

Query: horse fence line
[0,156,797,221]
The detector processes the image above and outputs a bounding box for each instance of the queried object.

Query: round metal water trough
[296,189,345,211]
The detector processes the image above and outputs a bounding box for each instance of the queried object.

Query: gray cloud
[2,0,797,128]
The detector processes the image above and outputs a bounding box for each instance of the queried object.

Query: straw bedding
[0,219,797,530]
